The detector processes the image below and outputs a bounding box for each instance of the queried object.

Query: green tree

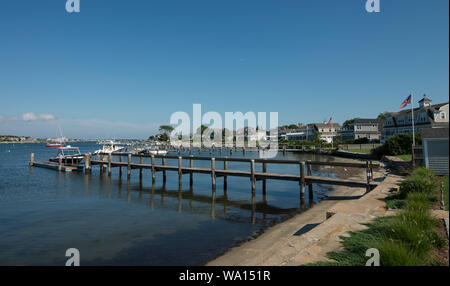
[159,125,174,134]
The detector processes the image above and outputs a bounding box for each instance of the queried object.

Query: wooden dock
[29,153,84,172]
[82,152,379,196]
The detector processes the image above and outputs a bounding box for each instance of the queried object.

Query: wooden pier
[82,152,379,196]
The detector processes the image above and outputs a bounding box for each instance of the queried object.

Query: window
[440,112,446,119]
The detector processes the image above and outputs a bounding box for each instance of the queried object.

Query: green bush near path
[307,168,446,266]
[443,176,449,211]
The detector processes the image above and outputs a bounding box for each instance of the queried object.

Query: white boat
[49,146,85,165]
[93,140,125,154]
[139,143,168,155]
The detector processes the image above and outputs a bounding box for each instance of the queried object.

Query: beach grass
[307,168,446,266]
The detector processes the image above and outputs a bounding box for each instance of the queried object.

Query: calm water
[0,142,340,265]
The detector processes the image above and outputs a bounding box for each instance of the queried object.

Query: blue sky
[0,0,448,139]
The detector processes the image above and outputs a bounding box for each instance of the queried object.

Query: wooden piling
[108,153,112,176]
[300,161,305,196]
[85,154,91,173]
[139,156,143,181]
[189,156,194,186]
[178,156,183,187]
[223,159,228,191]
[162,157,167,183]
[151,155,156,183]
[307,161,313,198]
[29,153,34,167]
[262,161,267,195]
[211,158,216,189]
[250,159,256,192]
[119,155,122,177]
[58,157,62,172]
[127,154,131,179]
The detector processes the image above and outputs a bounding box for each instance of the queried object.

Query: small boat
[49,146,85,165]
[93,140,125,155]
[139,143,168,155]
[47,124,65,147]
[46,143,65,147]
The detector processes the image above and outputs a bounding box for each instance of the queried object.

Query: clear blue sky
[0,0,448,139]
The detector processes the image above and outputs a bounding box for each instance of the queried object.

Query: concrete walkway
[207,168,402,266]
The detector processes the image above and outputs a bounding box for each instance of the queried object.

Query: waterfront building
[382,96,449,142]
[341,119,383,142]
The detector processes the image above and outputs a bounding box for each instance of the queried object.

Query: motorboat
[93,140,125,155]
[49,146,85,165]
[140,143,168,155]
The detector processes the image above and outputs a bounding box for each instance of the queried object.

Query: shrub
[371,132,421,157]
[398,168,438,200]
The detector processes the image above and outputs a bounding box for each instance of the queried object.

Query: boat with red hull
[46,143,65,147]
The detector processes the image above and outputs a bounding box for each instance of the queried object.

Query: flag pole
[411,92,415,147]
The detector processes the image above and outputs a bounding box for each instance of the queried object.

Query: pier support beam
[127,154,131,180]
[189,156,194,187]
[58,157,62,172]
[85,154,91,174]
[178,156,183,187]
[223,159,228,192]
[307,161,313,200]
[139,156,143,182]
[262,161,267,196]
[211,158,216,189]
[119,155,122,177]
[162,157,167,183]
[29,153,34,167]
[151,155,156,183]
[300,161,305,197]
[250,159,256,193]
[108,153,112,177]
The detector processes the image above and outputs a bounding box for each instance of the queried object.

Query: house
[341,118,383,142]
[421,127,449,175]
[382,96,449,142]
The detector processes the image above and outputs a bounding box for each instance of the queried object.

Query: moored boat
[49,146,85,165]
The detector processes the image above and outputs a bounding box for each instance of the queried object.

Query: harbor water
[0,142,341,265]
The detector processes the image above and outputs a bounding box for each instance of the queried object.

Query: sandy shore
[206,156,389,266]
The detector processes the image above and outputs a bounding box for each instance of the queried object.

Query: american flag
[400,94,412,109]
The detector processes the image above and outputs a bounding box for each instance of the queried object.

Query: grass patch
[307,168,446,266]
[444,176,449,211]
[395,154,412,161]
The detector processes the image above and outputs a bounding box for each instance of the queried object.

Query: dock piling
[211,158,216,189]
[127,154,131,180]
[29,153,34,167]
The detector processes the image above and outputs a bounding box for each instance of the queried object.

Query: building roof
[418,96,432,103]
[353,118,382,124]
[421,127,449,139]
[313,123,341,128]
